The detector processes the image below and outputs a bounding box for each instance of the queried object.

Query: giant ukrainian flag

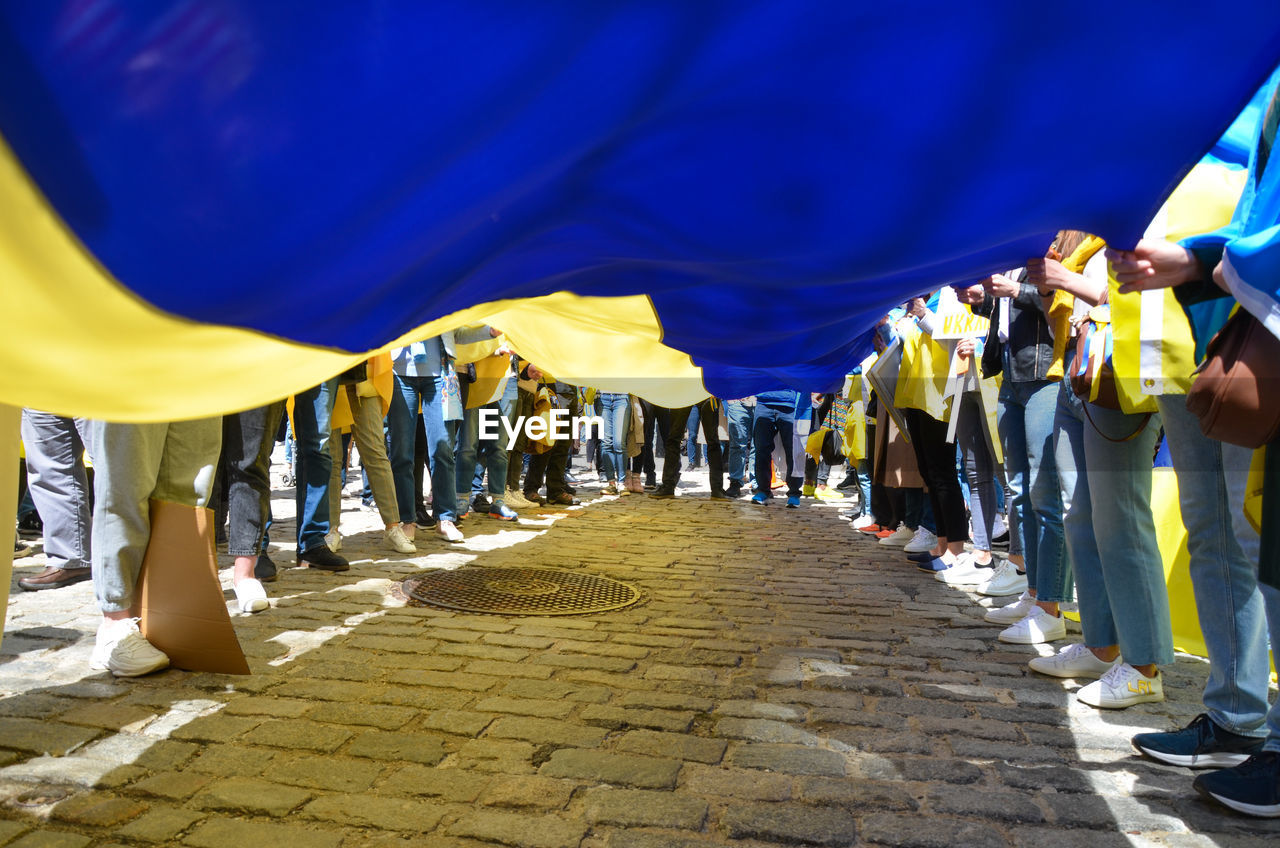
[1,1,1279,419]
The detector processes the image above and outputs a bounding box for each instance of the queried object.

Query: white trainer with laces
[997,605,1067,644]
[90,617,170,677]
[878,523,914,546]
[934,554,990,586]
[851,515,877,530]
[385,525,417,554]
[1076,662,1164,708]
[984,590,1035,624]
[977,558,1028,597]
[902,526,939,553]
[1028,643,1119,679]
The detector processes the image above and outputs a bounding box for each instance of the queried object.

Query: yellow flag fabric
[894,328,953,422]
[0,138,709,419]
[1109,163,1248,407]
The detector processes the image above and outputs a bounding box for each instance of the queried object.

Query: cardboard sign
[131,499,250,675]
[931,309,990,340]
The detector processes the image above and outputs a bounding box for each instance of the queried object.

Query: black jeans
[220,401,285,558]
[631,400,664,481]
[903,408,968,542]
[662,400,724,492]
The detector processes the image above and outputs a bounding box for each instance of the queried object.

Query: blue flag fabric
[1,1,1279,403]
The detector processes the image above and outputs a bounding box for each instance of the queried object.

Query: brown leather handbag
[1185,308,1280,448]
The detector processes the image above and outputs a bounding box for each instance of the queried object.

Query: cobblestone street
[2,463,1278,847]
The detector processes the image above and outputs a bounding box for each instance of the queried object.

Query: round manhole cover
[403,567,642,616]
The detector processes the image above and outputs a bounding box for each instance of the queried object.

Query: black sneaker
[1133,714,1266,768]
[297,544,349,572]
[991,529,1011,548]
[834,473,859,491]
[472,495,492,514]
[17,513,43,539]
[649,485,676,499]
[643,476,656,490]
[254,553,279,583]
[1193,751,1280,818]
[726,482,743,498]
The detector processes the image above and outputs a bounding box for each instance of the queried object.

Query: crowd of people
[9,61,1280,827]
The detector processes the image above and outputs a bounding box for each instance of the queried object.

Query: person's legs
[957,392,998,558]
[1082,402,1171,668]
[1052,386,1093,621]
[1024,380,1067,601]
[698,399,725,494]
[89,422,171,613]
[685,404,702,467]
[224,403,283,559]
[1157,396,1272,736]
[422,375,458,524]
[659,406,691,490]
[454,399,480,511]
[999,384,1036,585]
[752,407,780,497]
[388,375,425,526]
[19,411,92,584]
[600,393,629,485]
[775,415,800,497]
[293,379,338,552]
[350,391,401,527]
[725,400,751,487]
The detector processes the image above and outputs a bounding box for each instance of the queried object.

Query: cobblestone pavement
[3,458,1279,847]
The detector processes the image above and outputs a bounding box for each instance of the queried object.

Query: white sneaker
[233,578,270,614]
[933,554,989,586]
[903,526,940,553]
[977,559,1028,597]
[878,523,914,546]
[997,606,1067,644]
[436,520,464,543]
[1076,662,1164,709]
[385,525,417,554]
[505,488,534,509]
[851,515,877,530]
[325,530,342,552]
[90,618,169,677]
[1028,643,1119,679]
[984,591,1035,624]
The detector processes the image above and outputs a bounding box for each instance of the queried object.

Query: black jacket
[977,273,1056,382]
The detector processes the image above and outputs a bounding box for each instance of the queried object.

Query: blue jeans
[293,379,338,552]
[686,404,706,465]
[752,405,800,497]
[725,400,755,485]
[455,379,518,503]
[998,379,1067,601]
[1055,383,1172,665]
[1158,395,1280,747]
[597,392,630,483]
[389,374,458,524]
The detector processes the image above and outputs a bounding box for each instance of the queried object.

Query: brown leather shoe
[18,566,91,591]
[549,492,579,505]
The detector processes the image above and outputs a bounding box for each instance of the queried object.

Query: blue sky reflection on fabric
[1,1,1279,408]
